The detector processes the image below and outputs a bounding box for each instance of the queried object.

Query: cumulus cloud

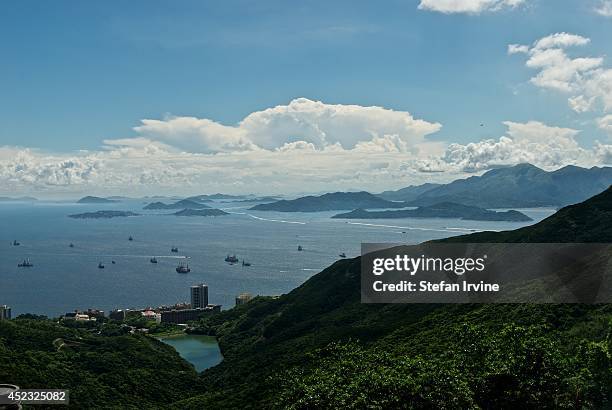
[414,120,612,172]
[509,32,612,113]
[597,114,612,135]
[507,44,529,55]
[132,98,442,154]
[132,117,255,154]
[418,0,526,14]
[595,0,612,17]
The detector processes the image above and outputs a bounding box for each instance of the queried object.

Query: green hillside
[0,318,202,408]
[179,186,612,408]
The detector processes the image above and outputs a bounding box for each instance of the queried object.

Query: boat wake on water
[25,253,190,259]
[244,214,307,225]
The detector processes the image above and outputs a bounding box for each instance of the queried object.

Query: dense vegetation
[0,317,202,408]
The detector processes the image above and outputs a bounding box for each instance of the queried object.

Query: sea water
[0,200,554,317]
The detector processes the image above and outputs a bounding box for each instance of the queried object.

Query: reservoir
[159,334,223,372]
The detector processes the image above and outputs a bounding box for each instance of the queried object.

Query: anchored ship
[176,262,190,273]
[225,254,239,264]
[17,259,33,267]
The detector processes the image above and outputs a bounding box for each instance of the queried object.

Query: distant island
[331,202,533,222]
[173,208,229,217]
[77,196,118,204]
[143,199,210,210]
[68,210,140,219]
[0,196,37,202]
[379,163,612,208]
[250,191,407,212]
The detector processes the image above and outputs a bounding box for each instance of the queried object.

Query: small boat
[12,240,20,246]
[128,236,133,241]
[176,263,190,273]
[339,253,346,258]
[171,247,179,253]
[297,245,303,251]
[69,243,74,248]
[17,259,33,267]
[225,254,239,263]
[112,260,116,264]
[98,262,105,269]
[242,260,251,267]
[150,257,158,264]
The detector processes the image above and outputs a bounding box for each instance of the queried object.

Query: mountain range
[379,163,612,208]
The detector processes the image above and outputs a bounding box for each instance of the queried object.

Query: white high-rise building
[0,305,11,320]
[190,284,209,309]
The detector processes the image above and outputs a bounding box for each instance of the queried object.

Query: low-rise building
[160,305,221,324]
[86,308,105,319]
[63,311,96,322]
[141,310,161,323]
[235,293,254,306]
[109,309,128,321]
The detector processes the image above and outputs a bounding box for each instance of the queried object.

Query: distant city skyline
[1,0,612,197]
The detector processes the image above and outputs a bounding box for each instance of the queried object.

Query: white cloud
[1,101,610,197]
[597,114,612,135]
[132,117,255,154]
[595,0,612,17]
[508,44,529,55]
[595,142,612,163]
[131,98,442,154]
[414,120,611,172]
[509,32,612,113]
[532,33,590,50]
[418,0,526,14]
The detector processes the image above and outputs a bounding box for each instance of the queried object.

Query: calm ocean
[0,200,555,317]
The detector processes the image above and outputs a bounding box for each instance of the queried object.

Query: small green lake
[159,334,223,372]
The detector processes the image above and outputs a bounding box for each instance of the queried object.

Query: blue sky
[1,0,612,196]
